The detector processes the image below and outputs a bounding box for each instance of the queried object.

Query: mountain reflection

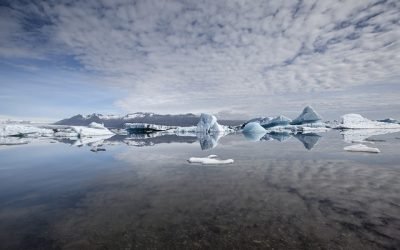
[2,128,400,151]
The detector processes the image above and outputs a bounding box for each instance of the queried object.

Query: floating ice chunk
[344,144,380,153]
[243,122,266,134]
[0,124,54,137]
[242,122,266,141]
[262,115,292,128]
[338,114,400,129]
[188,155,234,165]
[70,126,114,137]
[196,113,225,133]
[291,106,322,125]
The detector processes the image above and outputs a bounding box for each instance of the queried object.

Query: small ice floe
[188,155,234,165]
[344,144,380,153]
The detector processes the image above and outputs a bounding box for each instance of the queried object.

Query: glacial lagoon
[0,130,400,249]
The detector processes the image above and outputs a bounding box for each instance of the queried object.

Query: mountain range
[54,112,244,128]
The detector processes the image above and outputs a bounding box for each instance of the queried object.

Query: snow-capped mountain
[55,112,244,128]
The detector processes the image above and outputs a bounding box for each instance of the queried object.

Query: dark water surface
[0,131,399,249]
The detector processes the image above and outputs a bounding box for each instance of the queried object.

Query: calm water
[0,131,399,249]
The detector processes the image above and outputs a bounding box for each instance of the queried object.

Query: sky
[0,0,399,122]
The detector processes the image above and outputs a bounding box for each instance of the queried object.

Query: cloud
[0,0,399,118]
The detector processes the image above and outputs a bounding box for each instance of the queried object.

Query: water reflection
[340,128,400,143]
[0,131,400,249]
[2,128,400,152]
[294,133,321,150]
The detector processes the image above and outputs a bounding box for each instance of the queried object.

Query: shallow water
[0,131,399,249]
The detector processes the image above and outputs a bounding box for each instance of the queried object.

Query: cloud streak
[0,0,399,119]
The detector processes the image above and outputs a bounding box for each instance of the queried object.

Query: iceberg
[262,115,292,128]
[242,122,266,134]
[242,106,328,135]
[242,122,267,141]
[70,123,114,137]
[338,114,400,129]
[344,144,380,153]
[291,106,323,125]
[196,113,225,133]
[0,124,54,137]
[188,155,234,165]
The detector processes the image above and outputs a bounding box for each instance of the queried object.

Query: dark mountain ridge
[55,112,244,128]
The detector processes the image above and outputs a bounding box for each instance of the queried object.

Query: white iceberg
[291,105,323,125]
[262,115,292,128]
[70,122,114,137]
[188,155,234,165]
[338,114,400,129]
[196,113,225,133]
[344,144,380,153]
[0,124,54,137]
